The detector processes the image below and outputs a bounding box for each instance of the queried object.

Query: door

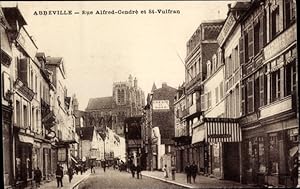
[223,142,240,182]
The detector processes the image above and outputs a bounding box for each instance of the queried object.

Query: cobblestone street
[77,168,182,189]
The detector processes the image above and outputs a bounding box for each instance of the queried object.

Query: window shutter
[201,94,205,111]
[248,27,254,59]
[239,36,245,65]
[241,84,245,115]
[247,76,254,113]
[259,14,265,50]
[19,58,29,85]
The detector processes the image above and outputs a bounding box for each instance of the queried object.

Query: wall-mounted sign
[16,28,38,60]
[153,100,169,110]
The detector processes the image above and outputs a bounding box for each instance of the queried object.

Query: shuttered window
[247,76,254,113]
[219,81,224,99]
[248,26,254,60]
[259,14,266,50]
[244,32,249,63]
[254,21,260,56]
[201,94,206,111]
[19,58,29,85]
[239,35,245,66]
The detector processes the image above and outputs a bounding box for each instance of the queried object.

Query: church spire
[151,82,157,92]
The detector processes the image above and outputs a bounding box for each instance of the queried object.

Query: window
[241,83,247,115]
[215,87,219,104]
[207,92,211,109]
[285,0,296,27]
[285,60,296,96]
[259,68,267,107]
[254,21,260,56]
[16,100,21,126]
[271,6,280,39]
[268,133,279,174]
[258,137,266,173]
[244,32,249,63]
[23,105,28,128]
[201,94,206,111]
[207,61,211,77]
[271,69,281,102]
[247,77,254,113]
[254,73,260,111]
[217,84,222,101]
[235,84,240,117]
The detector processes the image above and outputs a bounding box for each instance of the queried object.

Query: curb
[141,173,196,189]
[72,173,91,189]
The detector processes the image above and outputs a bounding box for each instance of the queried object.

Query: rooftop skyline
[1,1,231,110]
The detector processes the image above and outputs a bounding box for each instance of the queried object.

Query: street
[78,168,183,189]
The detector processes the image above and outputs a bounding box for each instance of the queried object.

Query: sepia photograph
[0,0,298,188]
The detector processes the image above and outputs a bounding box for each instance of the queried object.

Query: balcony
[259,94,296,120]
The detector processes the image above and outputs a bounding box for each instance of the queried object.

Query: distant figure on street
[34,167,42,188]
[56,164,64,188]
[130,164,136,178]
[136,164,142,179]
[162,164,168,178]
[190,161,198,183]
[67,167,74,183]
[91,164,95,174]
[103,162,106,172]
[185,162,191,184]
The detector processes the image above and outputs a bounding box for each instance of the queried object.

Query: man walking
[185,162,191,184]
[67,166,74,183]
[136,164,142,179]
[34,167,42,188]
[56,164,64,188]
[190,161,198,183]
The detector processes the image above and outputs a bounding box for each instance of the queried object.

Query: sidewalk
[141,171,256,188]
[31,171,90,189]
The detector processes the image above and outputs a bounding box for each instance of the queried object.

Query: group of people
[130,164,142,179]
[55,164,75,188]
[185,161,198,184]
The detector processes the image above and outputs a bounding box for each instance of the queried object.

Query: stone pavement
[28,171,90,189]
[141,171,256,188]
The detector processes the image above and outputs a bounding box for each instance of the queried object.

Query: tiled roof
[76,126,94,141]
[46,57,63,65]
[86,97,113,110]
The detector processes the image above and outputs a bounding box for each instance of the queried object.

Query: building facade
[239,0,297,187]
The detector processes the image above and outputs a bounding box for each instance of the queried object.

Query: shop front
[242,118,298,187]
[15,133,34,188]
[192,117,242,180]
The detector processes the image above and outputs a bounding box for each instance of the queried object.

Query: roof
[76,127,95,141]
[86,96,113,110]
[46,57,63,65]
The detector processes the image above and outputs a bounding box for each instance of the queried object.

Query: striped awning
[204,117,241,142]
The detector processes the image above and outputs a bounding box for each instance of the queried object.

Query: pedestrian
[56,164,63,188]
[190,161,198,183]
[136,164,142,179]
[162,164,168,178]
[185,162,191,184]
[91,164,94,173]
[34,167,42,188]
[130,164,136,178]
[103,161,106,172]
[67,166,74,183]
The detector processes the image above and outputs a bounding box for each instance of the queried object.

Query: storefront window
[258,137,266,173]
[287,128,298,176]
[268,133,279,174]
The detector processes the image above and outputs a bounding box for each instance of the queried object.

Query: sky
[2,1,231,110]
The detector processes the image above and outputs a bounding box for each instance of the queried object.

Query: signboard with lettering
[152,100,169,110]
[16,28,38,61]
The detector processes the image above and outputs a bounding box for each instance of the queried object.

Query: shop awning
[192,125,205,144]
[204,117,241,143]
[18,134,34,144]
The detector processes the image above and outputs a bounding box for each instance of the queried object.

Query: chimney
[134,77,138,88]
[162,82,167,88]
[227,3,231,10]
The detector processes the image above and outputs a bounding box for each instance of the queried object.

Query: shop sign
[153,100,169,110]
[264,24,296,61]
[16,28,38,60]
[217,13,236,45]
